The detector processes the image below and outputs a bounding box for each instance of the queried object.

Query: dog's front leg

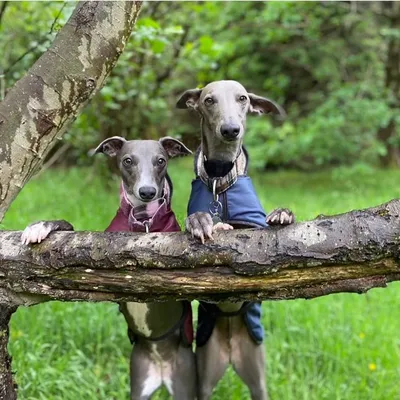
[185,212,213,244]
[185,212,233,244]
[21,220,74,245]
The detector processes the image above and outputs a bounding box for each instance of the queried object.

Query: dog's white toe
[21,222,51,245]
[212,222,233,232]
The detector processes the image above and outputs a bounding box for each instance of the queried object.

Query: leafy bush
[1,2,399,169]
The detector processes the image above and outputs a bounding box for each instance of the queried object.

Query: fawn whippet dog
[177,80,295,400]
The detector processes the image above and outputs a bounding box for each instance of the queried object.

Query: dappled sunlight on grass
[3,163,400,400]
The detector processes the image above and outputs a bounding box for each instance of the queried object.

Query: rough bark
[0,304,17,400]
[0,199,399,305]
[0,0,142,221]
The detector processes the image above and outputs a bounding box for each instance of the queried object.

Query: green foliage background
[1,1,399,169]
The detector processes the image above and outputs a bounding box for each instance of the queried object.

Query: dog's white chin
[129,190,162,208]
[128,192,149,208]
[207,135,243,162]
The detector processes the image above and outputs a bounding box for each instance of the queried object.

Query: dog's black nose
[139,186,157,200]
[220,123,240,140]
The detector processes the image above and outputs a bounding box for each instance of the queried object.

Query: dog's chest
[141,345,174,396]
[123,301,183,340]
[125,303,152,336]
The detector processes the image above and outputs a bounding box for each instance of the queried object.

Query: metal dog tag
[210,179,223,225]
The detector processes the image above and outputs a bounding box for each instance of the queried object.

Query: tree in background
[375,2,400,167]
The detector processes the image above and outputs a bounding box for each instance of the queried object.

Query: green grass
[2,159,400,400]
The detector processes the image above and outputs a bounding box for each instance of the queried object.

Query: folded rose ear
[176,88,202,110]
[93,136,127,157]
[248,93,286,120]
[159,137,192,158]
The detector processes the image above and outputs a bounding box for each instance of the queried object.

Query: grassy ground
[2,158,400,400]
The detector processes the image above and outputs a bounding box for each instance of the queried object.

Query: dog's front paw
[266,208,295,226]
[213,222,233,232]
[185,212,214,244]
[21,220,73,245]
[21,221,53,245]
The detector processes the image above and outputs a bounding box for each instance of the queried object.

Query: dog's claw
[186,212,214,243]
[266,208,295,226]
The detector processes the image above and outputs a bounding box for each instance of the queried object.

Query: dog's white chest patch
[141,344,174,397]
[125,303,152,337]
[152,344,174,394]
[141,364,162,397]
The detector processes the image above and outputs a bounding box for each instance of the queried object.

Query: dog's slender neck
[199,119,245,312]
[200,118,242,178]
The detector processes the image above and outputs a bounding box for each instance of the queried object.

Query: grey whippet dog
[177,80,295,400]
[21,137,196,400]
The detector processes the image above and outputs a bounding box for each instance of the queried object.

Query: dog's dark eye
[204,97,214,106]
[123,158,132,167]
[157,158,166,166]
[239,95,247,102]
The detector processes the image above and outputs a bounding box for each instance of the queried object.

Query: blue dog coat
[188,156,267,346]
[188,176,267,229]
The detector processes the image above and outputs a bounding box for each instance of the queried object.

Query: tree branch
[0,1,143,222]
[1,199,399,306]
[154,24,190,94]
[0,303,18,400]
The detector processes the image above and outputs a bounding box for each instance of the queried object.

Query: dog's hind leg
[196,327,230,400]
[231,333,268,400]
[130,344,161,400]
[171,345,197,400]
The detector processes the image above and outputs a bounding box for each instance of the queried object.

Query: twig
[4,1,67,76]
[3,41,47,75]
[49,1,67,35]
[154,24,190,94]
[0,1,8,27]
[35,142,70,177]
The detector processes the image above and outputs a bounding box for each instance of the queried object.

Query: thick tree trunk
[0,304,17,400]
[0,199,399,305]
[378,2,400,167]
[0,1,142,221]
[378,120,400,167]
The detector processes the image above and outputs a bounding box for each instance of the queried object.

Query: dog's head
[177,80,285,162]
[94,137,191,205]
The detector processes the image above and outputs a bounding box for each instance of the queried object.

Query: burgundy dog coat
[105,181,193,345]
[106,181,181,233]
